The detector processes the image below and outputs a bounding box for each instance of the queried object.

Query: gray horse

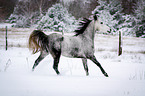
[28,15,108,77]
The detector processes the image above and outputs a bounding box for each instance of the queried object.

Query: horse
[28,15,108,77]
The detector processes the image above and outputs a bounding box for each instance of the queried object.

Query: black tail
[28,30,49,54]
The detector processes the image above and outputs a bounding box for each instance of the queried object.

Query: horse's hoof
[104,73,109,77]
[56,72,60,75]
[86,73,89,76]
[32,69,34,72]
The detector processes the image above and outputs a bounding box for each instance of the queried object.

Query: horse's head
[93,15,110,33]
[93,15,103,32]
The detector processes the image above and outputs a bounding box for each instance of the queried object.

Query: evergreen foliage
[134,0,145,37]
[119,15,136,36]
[5,0,145,37]
[37,3,77,32]
[7,1,42,28]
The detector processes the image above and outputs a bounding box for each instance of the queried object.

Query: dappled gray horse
[28,15,108,77]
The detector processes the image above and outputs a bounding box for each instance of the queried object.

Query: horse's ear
[93,15,98,21]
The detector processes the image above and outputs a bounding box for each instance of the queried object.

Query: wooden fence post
[118,31,122,56]
[5,26,8,50]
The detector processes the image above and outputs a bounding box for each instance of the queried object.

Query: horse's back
[48,33,63,40]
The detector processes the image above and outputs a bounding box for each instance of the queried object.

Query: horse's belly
[61,51,85,58]
[61,44,85,58]
[61,51,74,58]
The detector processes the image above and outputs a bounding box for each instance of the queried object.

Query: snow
[0,29,145,96]
[60,0,90,5]
[0,23,13,28]
[0,47,145,96]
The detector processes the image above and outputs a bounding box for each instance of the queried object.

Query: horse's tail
[28,30,49,54]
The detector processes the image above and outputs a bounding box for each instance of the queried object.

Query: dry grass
[0,28,145,55]
[0,28,11,31]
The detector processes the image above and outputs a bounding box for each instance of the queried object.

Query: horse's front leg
[89,55,108,77]
[32,51,48,71]
[82,58,89,76]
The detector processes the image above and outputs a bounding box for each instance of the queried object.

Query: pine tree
[37,3,78,32]
[134,0,145,37]
[7,5,20,24]
[7,0,43,28]
[119,14,136,36]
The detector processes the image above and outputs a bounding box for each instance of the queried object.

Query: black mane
[74,18,92,36]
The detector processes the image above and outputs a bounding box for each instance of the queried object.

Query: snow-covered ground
[0,28,145,96]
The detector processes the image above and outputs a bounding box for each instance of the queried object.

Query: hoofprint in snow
[0,30,145,96]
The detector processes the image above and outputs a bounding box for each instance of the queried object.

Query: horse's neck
[80,21,95,45]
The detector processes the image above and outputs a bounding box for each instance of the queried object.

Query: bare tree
[0,0,17,22]
[121,0,136,14]
[31,0,59,15]
[61,0,98,19]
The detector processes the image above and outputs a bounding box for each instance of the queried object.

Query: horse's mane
[74,18,92,36]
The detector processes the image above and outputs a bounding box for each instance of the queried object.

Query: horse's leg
[53,57,60,75]
[52,51,61,75]
[32,51,48,71]
[89,55,108,77]
[82,58,89,76]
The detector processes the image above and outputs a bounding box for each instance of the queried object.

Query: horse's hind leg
[52,51,61,75]
[53,57,60,75]
[32,51,48,71]
[89,55,108,77]
[82,58,89,76]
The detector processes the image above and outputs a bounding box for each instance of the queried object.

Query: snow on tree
[7,0,43,28]
[134,0,145,37]
[119,14,136,36]
[7,14,18,24]
[37,3,78,32]
[7,5,31,28]
[7,5,20,24]
[92,0,123,35]
[120,0,145,37]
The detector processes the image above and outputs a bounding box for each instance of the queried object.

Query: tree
[119,14,136,36]
[0,0,17,22]
[119,0,145,37]
[121,0,136,14]
[134,0,145,37]
[37,3,78,32]
[31,0,59,16]
[7,0,59,28]
[7,0,37,27]
[61,0,98,19]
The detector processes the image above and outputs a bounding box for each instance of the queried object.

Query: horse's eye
[100,22,103,24]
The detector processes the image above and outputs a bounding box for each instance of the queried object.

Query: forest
[0,0,145,37]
